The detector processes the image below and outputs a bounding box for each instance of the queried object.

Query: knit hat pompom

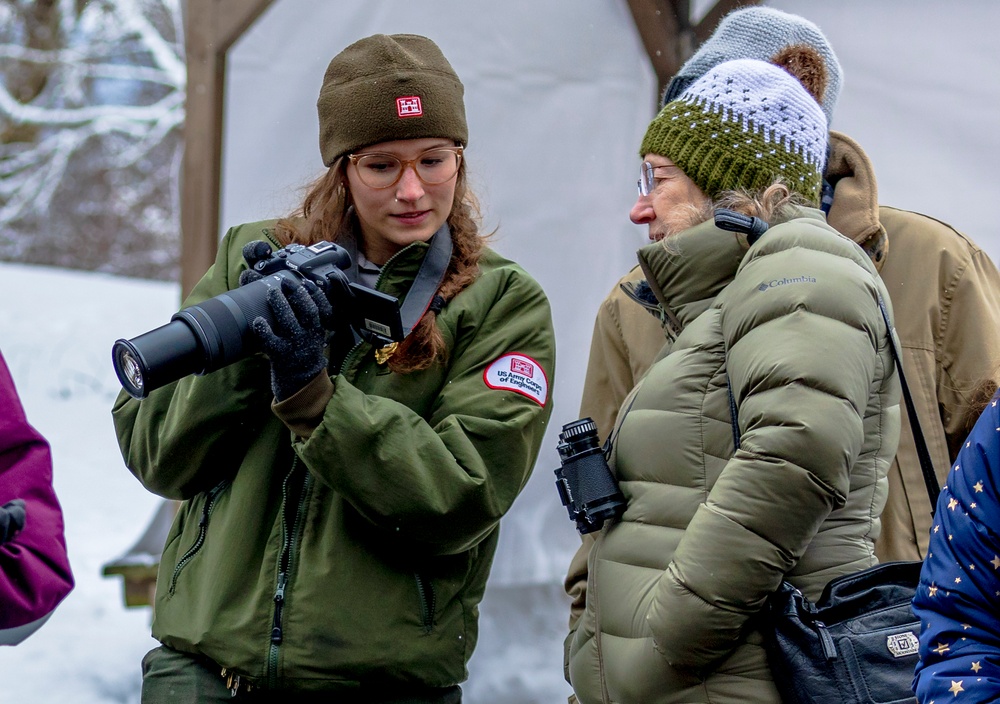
[772,45,828,106]
[317,34,468,166]
[660,7,842,126]
[641,58,828,205]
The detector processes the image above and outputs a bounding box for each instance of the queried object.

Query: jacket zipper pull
[271,572,287,644]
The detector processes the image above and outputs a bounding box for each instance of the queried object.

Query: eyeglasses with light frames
[347,146,464,190]
[637,160,680,196]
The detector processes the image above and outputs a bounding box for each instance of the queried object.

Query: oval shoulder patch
[483,353,548,406]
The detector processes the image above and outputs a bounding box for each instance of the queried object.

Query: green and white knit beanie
[660,6,841,126]
[640,58,828,205]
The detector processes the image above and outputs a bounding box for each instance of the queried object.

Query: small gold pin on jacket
[375,342,399,365]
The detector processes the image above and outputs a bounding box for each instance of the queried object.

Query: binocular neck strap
[398,223,453,338]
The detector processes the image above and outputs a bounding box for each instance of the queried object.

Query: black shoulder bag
[727,295,934,704]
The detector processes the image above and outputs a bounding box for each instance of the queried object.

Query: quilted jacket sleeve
[912,393,1000,703]
[567,268,667,661]
[647,220,896,668]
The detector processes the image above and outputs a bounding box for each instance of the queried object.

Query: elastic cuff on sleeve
[272,373,334,438]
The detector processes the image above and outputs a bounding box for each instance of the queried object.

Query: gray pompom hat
[317,34,468,166]
[660,7,842,125]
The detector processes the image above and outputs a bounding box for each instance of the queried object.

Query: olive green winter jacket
[567,208,900,704]
[569,131,1000,576]
[113,220,555,692]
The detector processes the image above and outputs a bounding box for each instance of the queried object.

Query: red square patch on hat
[396,96,423,118]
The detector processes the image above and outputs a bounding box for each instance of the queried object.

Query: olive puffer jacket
[568,207,900,704]
[113,220,556,692]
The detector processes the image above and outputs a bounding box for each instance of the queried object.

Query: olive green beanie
[317,34,468,166]
[640,58,828,205]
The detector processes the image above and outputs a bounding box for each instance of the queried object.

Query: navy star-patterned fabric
[912,389,1000,702]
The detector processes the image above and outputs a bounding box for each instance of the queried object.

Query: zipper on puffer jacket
[414,573,436,633]
[266,457,312,688]
[167,479,230,596]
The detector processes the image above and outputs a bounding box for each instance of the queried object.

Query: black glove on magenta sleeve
[251,277,332,401]
[0,499,26,545]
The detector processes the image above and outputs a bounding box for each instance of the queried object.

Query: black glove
[238,240,272,286]
[251,276,332,401]
[0,499,26,545]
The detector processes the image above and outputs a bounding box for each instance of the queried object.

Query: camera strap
[339,224,453,352]
[397,223,453,337]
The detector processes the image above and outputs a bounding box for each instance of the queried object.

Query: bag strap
[875,294,940,514]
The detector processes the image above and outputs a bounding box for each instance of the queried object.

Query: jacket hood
[826,131,888,271]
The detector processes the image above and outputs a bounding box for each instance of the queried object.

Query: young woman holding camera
[113,33,555,703]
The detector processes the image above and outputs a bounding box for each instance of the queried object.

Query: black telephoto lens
[112,319,205,399]
[112,273,294,399]
[111,240,379,400]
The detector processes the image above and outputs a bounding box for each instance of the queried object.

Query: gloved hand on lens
[251,276,333,401]
[0,499,26,545]
[239,240,273,286]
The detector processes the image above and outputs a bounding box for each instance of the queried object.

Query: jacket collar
[341,231,432,301]
[636,218,744,328]
[636,207,826,328]
[826,131,888,271]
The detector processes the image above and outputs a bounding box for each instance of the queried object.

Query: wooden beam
[180,0,274,297]
[626,0,763,100]
[625,0,684,97]
[217,0,274,52]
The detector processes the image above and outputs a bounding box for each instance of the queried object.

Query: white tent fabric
[220,2,1000,701]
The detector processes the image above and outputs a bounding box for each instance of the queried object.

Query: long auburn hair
[272,156,486,373]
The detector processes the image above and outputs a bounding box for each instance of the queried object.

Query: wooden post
[625,0,761,99]
[180,0,274,298]
[102,1,277,611]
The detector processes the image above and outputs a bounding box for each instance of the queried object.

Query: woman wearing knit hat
[565,55,900,703]
[113,34,555,702]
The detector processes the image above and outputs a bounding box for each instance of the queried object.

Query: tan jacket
[826,133,1000,561]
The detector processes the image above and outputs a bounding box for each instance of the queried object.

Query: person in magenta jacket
[0,348,74,645]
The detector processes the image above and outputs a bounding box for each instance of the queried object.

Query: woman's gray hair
[659,180,804,255]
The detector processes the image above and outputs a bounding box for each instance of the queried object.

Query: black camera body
[113,240,404,399]
[554,418,627,534]
[252,241,404,344]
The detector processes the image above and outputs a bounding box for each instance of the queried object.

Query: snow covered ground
[0,263,173,702]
